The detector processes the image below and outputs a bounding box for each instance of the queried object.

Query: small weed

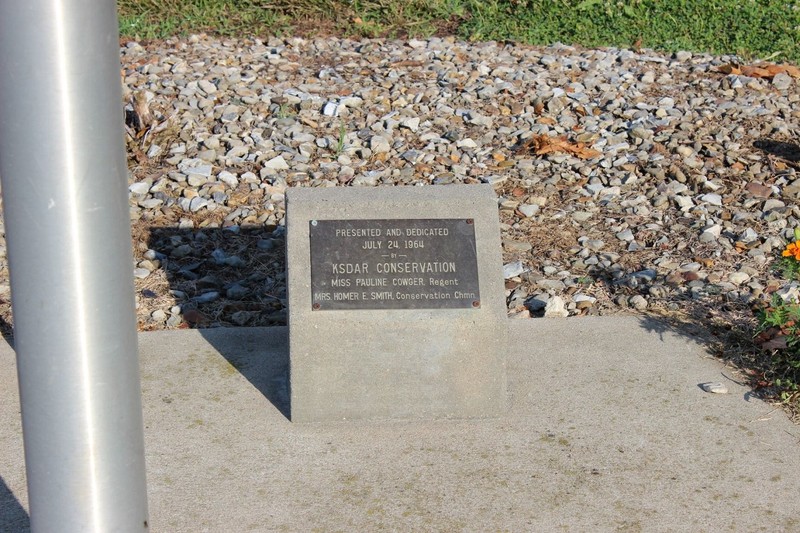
[275,103,294,120]
[334,122,347,156]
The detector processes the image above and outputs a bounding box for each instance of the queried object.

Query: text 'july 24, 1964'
[309,219,481,310]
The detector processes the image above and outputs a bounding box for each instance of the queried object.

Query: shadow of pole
[0,475,30,532]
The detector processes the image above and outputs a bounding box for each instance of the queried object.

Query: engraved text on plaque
[309,219,480,310]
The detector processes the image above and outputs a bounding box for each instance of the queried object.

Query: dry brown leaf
[300,116,319,129]
[763,63,800,78]
[741,65,772,78]
[694,257,715,268]
[132,91,154,133]
[392,60,424,68]
[721,62,800,80]
[783,64,800,77]
[718,64,741,75]
[518,134,602,160]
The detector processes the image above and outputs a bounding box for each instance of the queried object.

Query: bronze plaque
[309,219,480,310]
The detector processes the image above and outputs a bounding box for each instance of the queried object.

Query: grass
[118,0,800,62]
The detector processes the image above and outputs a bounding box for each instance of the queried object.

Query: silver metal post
[0,1,149,531]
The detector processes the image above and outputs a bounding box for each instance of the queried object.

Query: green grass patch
[118,0,800,62]
[461,0,800,62]
[118,0,291,40]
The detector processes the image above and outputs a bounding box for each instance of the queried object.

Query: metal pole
[0,1,149,531]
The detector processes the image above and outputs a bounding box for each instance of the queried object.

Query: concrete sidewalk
[2,317,799,531]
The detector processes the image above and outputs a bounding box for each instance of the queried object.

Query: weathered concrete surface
[286,185,507,422]
[2,318,799,531]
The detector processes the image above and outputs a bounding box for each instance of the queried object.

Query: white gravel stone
[699,193,722,206]
[543,296,569,318]
[728,272,750,285]
[322,102,340,116]
[456,138,478,149]
[370,135,391,154]
[129,182,151,195]
[699,224,722,243]
[773,72,793,90]
[400,117,420,131]
[616,229,634,242]
[263,155,289,171]
[198,79,217,94]
[701,382,728,394]
[218,171,238,188]
[518,204,539,218]
[503,261,526,279]
[629,295,648,310]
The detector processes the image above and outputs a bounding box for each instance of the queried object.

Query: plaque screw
[312,303,321,310]
[466,218,474,224]
[472,300,480,308]
[311,220,318,226]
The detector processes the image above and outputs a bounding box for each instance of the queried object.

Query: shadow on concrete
[146,225,290,419]
[635,312,717,346]
[633,300,777,405]
[0,475,29,532]
[197,327,291,420]
[521,258,776,404]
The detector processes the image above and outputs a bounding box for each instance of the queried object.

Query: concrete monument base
[285,185,507,422]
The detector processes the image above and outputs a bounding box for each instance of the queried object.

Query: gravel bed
[2,34,800,332]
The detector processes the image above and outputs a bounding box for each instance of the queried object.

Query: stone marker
[286,185,507,422]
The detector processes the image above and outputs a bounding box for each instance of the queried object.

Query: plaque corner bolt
[472,300,480,308]
[310,220,318,226]
[466,218,474,225]
[312,303,321,310]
